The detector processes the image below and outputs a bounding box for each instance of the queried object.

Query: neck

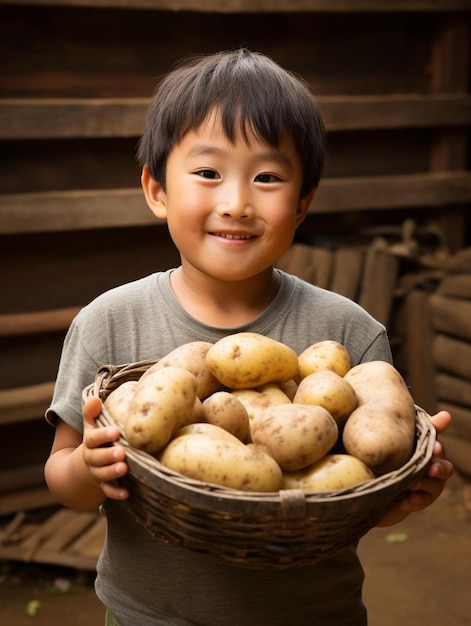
[170,266,281,327]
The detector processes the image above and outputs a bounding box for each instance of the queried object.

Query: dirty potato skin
[250,404,338,471]
[103,380,138,428]
[298,340,352,380]
[206,332,299,389]
[282,454,375,492]
[125,366,198,454]
[293,370,357,424]
[201,391,250,442]
[141,341,222,399]
[158,432,283,492]
[342,361,417,474]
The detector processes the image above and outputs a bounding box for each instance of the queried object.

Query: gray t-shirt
[47,269,392,626]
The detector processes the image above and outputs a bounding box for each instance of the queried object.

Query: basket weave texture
[85,360,436,570]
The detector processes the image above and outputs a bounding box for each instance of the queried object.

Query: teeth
[215,233,251,240]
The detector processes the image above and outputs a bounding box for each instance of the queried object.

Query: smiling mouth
[212,232,254,240]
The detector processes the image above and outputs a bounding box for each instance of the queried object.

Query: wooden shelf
[1,171,470,234]
[1,94,470,140]
[1,0,470,13]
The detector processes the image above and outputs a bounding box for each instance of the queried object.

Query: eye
[255,173,280,183]
[196,169,219,179]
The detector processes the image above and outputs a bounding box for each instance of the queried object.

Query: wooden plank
[0,307,80,337]
[440,433,471,477]
[276,244,333,288]
[320,94,471,132]
[358,241,399,326]
[2,94,471,139]
[0,463,45,494]
[2,0,470,12]
[69,515,107,559]
[2,172,471,234]
[0,98,149,140]
[436,274,471,299]
[0,188,156,233]
[0,486,58,516]
[432,334,471,380]
[329,247,364,300]
[429,20,470,252]
[0,382,55,425]
[436,373,471,407]
[0,508,103,570]
[443,248,471,273]
[35,510,98,555]
[313,172,471,214]
[403,290,437,413]
[429,294,471,342]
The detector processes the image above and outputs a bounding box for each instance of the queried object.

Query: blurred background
[0,1,470,624]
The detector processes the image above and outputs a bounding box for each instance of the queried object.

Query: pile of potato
[104,332,417,494]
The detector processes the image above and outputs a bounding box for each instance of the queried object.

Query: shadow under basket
[85,360,436,570]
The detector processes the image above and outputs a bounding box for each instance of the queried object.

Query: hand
[377,410,454,527]
[82,396,130,501]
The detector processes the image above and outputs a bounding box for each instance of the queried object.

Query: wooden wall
[0,0,470,512]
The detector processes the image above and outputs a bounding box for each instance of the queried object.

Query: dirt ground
[1,471,470,626]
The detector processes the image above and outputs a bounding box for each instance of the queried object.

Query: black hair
[137,49,326,198]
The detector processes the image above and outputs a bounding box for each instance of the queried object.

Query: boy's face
[142,111,314,284]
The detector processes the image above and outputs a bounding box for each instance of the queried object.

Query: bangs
[137,49,325,194]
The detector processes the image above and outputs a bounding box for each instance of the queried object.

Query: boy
[45,49,453,625]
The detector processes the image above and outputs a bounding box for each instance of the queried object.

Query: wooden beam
[0,382,55,425]
[1,0,470,13]
[2,172,471,234]
[1,94,471,139]
[428,20,470,251]
[313,171,471,214]
[0,307,81,337]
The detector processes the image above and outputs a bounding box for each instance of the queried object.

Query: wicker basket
[85,360,436,570]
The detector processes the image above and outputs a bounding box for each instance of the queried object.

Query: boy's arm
[44,397,129,511]
[376,410,453,527]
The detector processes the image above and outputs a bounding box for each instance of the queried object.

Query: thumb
[83,396,103,427]
[429,410,451,436]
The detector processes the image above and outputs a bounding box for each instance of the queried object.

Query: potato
[206,332,299,389]
[125,366,198,453]
[298,340,352,379]
[142,341,221,399]
[201,391,250,442]
[180,396,204,427]
[158,432,283,492]
[250,404,338,471]
[103,380,138,427]
[174,422,245,446]
[342,361,417,474]
[282,454,375,492]
[256,382,293,405]
[277,379,298,401]
[293,370,357,424]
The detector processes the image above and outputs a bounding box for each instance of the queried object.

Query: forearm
[45,444,106,511]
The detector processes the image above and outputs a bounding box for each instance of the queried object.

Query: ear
[295,188,315,227]
[141,165,167,219]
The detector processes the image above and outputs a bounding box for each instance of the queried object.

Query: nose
[216,182,253,219]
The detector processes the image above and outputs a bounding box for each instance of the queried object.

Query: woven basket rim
[84,360,437,568]
[85,360,436,512]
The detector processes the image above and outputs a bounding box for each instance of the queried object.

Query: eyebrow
[187,143,293,168]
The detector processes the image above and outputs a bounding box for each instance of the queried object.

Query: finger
[83,441,127,469]
[100,480,129,500]
[83,422,122,451]
[83,396,103,423]
[429,410,451,435]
